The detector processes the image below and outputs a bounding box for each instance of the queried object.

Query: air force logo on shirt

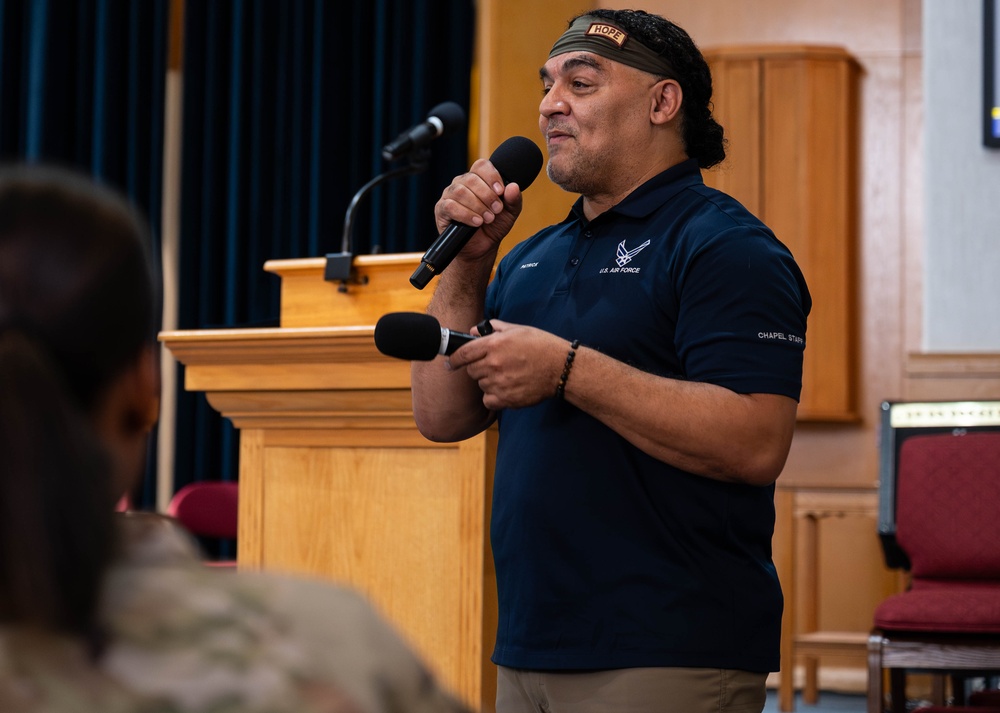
[600,238,651,274]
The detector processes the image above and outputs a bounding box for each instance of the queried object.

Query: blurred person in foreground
[410,9,811,713]
[0,165,471,713]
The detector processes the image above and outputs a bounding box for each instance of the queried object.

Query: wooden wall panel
[705,47,861,423]
[763,54,860,421]
[707,58,762,214]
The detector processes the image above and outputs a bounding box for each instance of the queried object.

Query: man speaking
[410,9,811,713]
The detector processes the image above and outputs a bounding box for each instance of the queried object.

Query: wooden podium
[159,254,498,711]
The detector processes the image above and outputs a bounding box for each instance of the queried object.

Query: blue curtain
[0,0,169,509]
[173,0,475,492]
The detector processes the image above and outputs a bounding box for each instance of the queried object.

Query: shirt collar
[568,158,703,225]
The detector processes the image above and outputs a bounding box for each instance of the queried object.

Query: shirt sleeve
[674,225,811,400]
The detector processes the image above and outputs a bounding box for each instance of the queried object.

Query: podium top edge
[157,325,375,343]
[264,253,425,275]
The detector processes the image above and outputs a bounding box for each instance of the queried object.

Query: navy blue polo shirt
[484,159,810,673]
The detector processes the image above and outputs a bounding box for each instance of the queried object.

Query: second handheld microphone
[374,312,477,360]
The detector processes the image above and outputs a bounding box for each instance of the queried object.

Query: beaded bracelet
[555,339,581,399]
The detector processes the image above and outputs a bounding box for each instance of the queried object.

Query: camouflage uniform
[0,513,472,713]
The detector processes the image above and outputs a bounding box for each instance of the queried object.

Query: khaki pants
[496,666,767,713]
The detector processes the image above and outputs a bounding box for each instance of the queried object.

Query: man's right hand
[433,157,524,262]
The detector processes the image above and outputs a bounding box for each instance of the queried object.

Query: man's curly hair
[571,9,726,169]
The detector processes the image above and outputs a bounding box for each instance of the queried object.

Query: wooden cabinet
[703,46,861,422]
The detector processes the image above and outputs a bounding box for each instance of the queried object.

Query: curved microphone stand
[324,148,430,292]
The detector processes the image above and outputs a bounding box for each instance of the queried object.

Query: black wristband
[555,340,581,399]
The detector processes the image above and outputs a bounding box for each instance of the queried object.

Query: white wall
[924,0,1000,350]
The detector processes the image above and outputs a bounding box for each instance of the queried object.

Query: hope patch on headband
[585,22,628,48]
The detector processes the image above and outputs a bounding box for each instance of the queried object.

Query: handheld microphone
[374,312,477,360]
[409,136,544,290]
[382,102,466,162]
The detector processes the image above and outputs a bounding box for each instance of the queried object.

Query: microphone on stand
[374,312,477,360]
[325,102,467,289]
[382,102,465,162]
[410,136,543,290]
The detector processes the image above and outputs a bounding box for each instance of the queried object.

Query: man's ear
[651,79,683,125]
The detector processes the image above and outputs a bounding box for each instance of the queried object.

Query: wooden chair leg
[889,669,906,713]
[868,634,885,713]
[951,673,968,705]
[778,664,795,712]
[803,656,819,704]
[930,674,946,706]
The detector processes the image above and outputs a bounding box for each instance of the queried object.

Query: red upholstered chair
[166,481,239,568]
[868,401,1000,713]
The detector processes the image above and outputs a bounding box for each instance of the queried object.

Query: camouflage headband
[548,15,676,78]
